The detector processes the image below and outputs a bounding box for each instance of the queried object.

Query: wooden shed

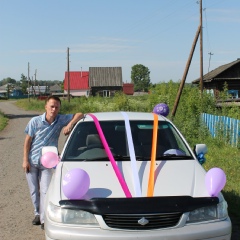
[123,83,134,95]
[89,67,123,97]
[192,58,240,97]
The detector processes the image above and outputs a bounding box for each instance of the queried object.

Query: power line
[203,8,211,53]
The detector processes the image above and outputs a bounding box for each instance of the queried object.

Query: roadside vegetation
[0,109,8,131]
[1,81,240,224]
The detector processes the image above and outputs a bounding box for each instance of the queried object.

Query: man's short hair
[45,95,61,105]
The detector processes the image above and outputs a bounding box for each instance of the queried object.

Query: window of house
[103,90,110,97]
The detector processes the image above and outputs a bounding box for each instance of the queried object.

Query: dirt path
[0,101,66,240]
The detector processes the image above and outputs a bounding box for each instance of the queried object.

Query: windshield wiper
[140,155,193,160]
[79,155,131,161]
[158,154,193,160]
[80,155,145,161]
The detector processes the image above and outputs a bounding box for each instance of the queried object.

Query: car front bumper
[45,217,231,240]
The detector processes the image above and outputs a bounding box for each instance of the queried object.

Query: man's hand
[63,113,83,135]
[22,160,30,173]
[63,123,73,135]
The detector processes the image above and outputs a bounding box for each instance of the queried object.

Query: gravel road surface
[0,101,66,240]
[0,101,238,240]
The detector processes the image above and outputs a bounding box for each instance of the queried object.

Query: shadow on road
[4,113,40,119]
[0,137,14,141]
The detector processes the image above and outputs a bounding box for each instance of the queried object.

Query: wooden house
[192,58,240,97]
[64,71,89,97]
[49,84,62,94]
[89,67,122,97]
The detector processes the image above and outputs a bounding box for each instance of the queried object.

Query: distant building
[192,58,240,97]
[63,67,135,97]
[89,67,122,97]
[123,83,134,95]
[64,71,89,97]
[27,86,48,95]
[50,84,62,94]
[0,84,7,96]
[10,89,24,97]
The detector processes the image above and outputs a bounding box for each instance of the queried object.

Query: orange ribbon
[147,113,158,196]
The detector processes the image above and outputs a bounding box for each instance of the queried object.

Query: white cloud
[207,8,240,23]
[19,37,137,54]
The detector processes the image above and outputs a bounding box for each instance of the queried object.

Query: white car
[44,112,231,240]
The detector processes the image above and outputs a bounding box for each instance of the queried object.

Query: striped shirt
[25,112,73,165]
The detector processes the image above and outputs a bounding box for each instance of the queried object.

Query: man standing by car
[22,96,83,230]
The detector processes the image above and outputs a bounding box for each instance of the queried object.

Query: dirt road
[0,101,66,240]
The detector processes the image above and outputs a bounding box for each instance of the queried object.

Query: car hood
[48,160,209,202]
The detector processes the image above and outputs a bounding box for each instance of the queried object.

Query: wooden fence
[202,113,240,147]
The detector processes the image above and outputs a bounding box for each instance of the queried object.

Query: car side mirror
[194,144,207,165]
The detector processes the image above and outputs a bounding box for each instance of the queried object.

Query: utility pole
[171,26,201,119]
[67,47,70,103]
[28,62,30,102]
[200,0,203,95]
[34,69,37,87]
[34,69,37,97]
[171,0,204,119]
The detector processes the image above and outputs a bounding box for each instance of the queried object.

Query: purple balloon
[62,168,90,200]
[163,149,186,156]
[153,103,169,117]
[41,152,59,168]
[205,168,226,197]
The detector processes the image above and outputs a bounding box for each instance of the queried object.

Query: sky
[0,0,240,84]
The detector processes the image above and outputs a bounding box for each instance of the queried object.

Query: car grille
[103,212,182,230]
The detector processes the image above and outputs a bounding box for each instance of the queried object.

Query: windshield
[62,120,193,161]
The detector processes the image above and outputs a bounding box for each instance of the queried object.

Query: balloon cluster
[153,103,169,117]
[205,168,226,197]
[41,151,90,200]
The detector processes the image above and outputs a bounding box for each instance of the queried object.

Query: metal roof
[64,71,89,90]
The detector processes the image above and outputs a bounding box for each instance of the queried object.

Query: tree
[0,77,16,86]
[131,64,151,92]
[20,74,28,94]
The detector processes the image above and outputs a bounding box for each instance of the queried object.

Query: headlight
[47,202,99,226]
[186,200,228,223]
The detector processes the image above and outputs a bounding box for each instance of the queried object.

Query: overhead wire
[202,0,228,72]
[114,0,228,45]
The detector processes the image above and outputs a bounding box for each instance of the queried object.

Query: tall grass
[0,110,8,131]
[14,83,240,221]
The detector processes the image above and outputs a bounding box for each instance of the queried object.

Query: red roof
[64,71,89,90]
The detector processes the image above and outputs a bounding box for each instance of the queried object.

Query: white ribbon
[121,112,142,197]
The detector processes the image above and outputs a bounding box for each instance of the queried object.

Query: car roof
[82,112,169,122]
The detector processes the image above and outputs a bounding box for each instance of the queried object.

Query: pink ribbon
[88,113,132,198]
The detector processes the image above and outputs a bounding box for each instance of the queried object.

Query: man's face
[45,99,60,119]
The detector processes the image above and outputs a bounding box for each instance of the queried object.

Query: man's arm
[23,134,32,173]
[63,112,84,135]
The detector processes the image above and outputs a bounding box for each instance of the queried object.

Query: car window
[62,120,193,161]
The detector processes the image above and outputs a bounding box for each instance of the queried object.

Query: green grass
[8,85,240,223]
[0,110,8,131]
[203,137,240,219]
